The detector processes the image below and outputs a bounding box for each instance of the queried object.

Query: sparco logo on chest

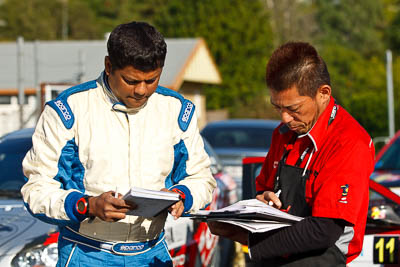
[54,100,71,121]
[182,102,193,123]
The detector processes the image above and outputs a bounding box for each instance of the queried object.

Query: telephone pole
[386,50,395,138]
[17,36,24,129]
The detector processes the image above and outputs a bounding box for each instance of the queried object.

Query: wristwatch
[76,195,90,217]
[171,188,186,203]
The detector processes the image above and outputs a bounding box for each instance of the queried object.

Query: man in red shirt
[208,42,375,266]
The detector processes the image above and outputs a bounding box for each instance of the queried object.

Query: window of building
[0,96,11,104]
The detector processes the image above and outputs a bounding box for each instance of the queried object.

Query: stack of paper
[123,188,180,217]
[190,199,303,233]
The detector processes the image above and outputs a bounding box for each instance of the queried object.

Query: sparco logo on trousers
[182,102,193,122]
[55,100,71,121]
[120,244,145,251]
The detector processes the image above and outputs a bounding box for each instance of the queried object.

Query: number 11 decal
[373,236,399,264]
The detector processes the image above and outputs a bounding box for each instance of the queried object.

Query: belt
[62,226,165,256]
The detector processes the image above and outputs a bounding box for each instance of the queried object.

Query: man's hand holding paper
[161,188,184,219]
[208,221,249,245]
[256,191,282,209]
[88,191,137,222]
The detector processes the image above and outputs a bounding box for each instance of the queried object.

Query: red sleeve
[311,138,375,225]
[255,156,273,192]
[255,128,282,192]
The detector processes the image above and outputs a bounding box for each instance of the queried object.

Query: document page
[216,219,291,233]
[190,199,304,233]
[123,187,180,217]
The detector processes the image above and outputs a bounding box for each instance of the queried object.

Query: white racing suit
[21,72,216,265]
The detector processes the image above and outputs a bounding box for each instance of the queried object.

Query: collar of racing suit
[100,71,147,114]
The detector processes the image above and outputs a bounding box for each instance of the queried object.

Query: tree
[0,0,160,40]
[0,0,62,40]
[67,0,102,39]
[0,0,396,134]
[320,44,390,138]
[382,0,400,54]
[265,0,318,47]
[314,0,385,57]
[152,0,275,118]
[82,0,167,35]
[385,13,400,55]
[311,0,398,137]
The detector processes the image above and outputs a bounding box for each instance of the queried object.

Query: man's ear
[104,56,111,75]
[317,85,331,104]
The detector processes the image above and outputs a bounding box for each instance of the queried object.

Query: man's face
[105,57,162,109]
[270,85,327,134]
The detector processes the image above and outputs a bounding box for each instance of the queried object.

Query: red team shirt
[255,96,375,263]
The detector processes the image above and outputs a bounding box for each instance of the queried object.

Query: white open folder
[190,199,303,233]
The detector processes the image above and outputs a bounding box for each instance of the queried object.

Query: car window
[0,138,32,191]
[375,136,400,171]
[202,127,274,149]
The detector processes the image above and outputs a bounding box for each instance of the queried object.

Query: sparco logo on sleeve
[54,100,72,121]
[182,102,193,123]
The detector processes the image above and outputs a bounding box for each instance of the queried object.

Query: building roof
[0,38,221,92]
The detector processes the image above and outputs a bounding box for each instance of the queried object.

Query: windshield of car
[202,126,274,149]
[375,136,400,171]
[0,136,32,197]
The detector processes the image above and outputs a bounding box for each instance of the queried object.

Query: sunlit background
[0,0,399,145]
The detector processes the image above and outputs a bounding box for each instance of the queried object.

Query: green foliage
[0,0,62,40]
[314,0,385,56]
[266,0,318,46]
[152,0,275,117]
[79,0,169,35]
[385,12,400,55]
[68,0,101,39]
[0,0,399,135]
[0,0,163,40]
[312,0,400,137]
[347,92,388,138]
[320,44,391,137]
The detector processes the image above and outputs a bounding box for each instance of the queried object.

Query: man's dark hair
[107,21,167,72]
[266,42,330,97]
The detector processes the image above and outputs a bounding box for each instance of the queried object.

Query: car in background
[0,128,59,267]
[201,119,280,199]
[0,128,237,267]
[349,129,400,266]
[349,180,400,266]
[371,130,400,194]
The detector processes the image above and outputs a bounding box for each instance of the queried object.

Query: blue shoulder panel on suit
[155,86,195,132]
[46,80,97,129]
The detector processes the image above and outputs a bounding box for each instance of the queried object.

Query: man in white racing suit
[21,21,216,267]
